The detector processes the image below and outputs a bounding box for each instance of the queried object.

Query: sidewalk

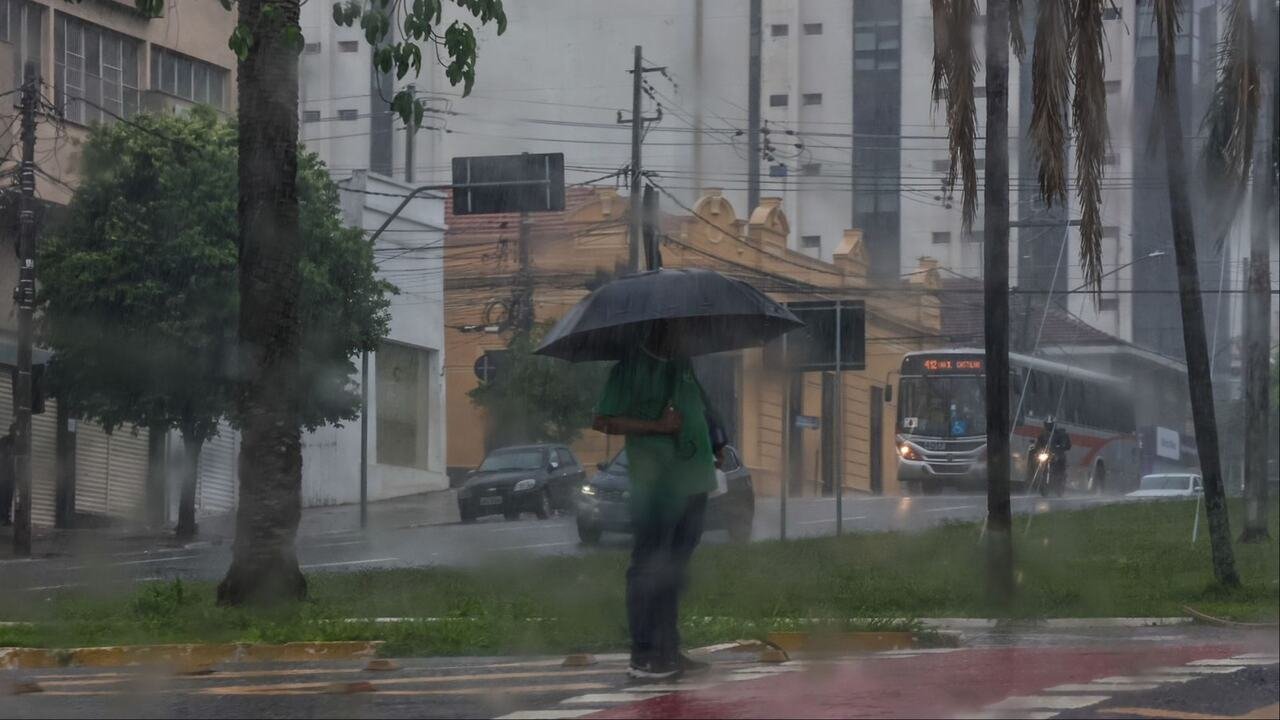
[0,488,460,560]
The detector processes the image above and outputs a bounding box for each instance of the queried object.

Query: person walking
[593,319,724,682]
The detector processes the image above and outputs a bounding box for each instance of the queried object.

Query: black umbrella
[535,268,803,362]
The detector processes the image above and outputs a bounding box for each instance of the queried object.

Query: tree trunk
[145,423,166,529]
[1239,13,1275,544]
[217,0,307,606]
[1155,21,1240,587]
[175,430,201,541]
[983,0,1015,607]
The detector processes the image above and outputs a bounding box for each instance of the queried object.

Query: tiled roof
[935,278,1122,349]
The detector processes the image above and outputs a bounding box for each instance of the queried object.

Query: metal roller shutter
[74,420,111,515]
[105,425,148,522]
[197,423,238,517]
[0,380,57,527]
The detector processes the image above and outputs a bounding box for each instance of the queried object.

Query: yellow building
[444,188,942,497]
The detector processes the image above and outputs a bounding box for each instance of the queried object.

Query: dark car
[458,444,586,522]
[574,445,755,544]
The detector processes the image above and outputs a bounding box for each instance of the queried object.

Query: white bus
[894,349,1138,495]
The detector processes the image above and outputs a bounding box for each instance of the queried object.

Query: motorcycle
[1029,444,1066,497]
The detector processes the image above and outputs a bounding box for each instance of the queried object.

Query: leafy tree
[469,325,609,449]
[67,0,505,604]
[38,108,391,541]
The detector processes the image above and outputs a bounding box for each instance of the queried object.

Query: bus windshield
[898,375,986,438]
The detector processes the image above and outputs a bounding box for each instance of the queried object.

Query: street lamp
[1064,250,1167,294]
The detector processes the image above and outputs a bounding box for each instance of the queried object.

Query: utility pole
[12,64,38,556]
[516,210,533,330]
[747,0,762,212]
[642,185,660,270]
[404,83,416,184]
[620,46,664,273]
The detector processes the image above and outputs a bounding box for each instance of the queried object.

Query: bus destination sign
[907,355,985,374]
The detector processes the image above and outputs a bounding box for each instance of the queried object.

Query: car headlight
[513,478,537,492]
[580,484,596,496]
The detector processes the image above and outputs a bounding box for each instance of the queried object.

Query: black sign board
[781,300,866,371]
[451,153,565,215]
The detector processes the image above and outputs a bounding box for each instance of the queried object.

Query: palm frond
[1155,0,1182,95]
[1010,0,1026,60]
[1072,0,1110,294]
[1200,0,1259,238]
[1029,0,1072,208]
[932,0,980,233]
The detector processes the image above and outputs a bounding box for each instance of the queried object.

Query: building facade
[0,0,236,528]
[444,189,943,497]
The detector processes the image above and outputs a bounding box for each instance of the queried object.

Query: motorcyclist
[1048,421,1071,488]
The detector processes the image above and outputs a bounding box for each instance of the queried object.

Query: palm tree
[1153,0,1240,586]
[931,0,1116,606]
[1202,0,1274,543]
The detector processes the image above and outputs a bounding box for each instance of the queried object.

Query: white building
[297,0,1270,372]
[184,172,448,518]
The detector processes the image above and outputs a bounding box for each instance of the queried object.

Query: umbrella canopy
[535,268,803,362]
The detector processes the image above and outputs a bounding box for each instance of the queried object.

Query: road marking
[1048,682,1161,692]
[66,554,200,571]
[307,540,368,549]
[1232,653,1280,660]
[0,556,45,565]
[1095,675,1199,684]
[562,693,652,704]
[108,546,210,559]
[923,505,977,513]
[496,711,600,719]
[1151,665,1252,675]
[987,694,1112,711]
[1096,703,1280,719]
[486,523,569,533]
[621,682,724,692]
[202,682,610,697]
[23,582,84,591]
[300,557,399,570]
[197,668,620,694]
[495,542,576,551]
[797,515,867,526]
[955,711,1059,720]
[1187,658,1277,667]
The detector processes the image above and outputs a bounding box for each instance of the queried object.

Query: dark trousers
[626,492,707,665]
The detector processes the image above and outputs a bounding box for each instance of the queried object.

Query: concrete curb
[0,641,383,669]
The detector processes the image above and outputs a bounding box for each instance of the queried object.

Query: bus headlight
[898,443,922,461]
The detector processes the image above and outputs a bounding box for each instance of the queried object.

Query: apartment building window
[801,162,822,176]
[932,231,951,245]
[1100,226,1121,310]
[801,235,821,250]
[802,92,822,106]
[0,0,43,88]
[769,163,788,177]
[152,47,229,110]
[56,14,141,124]
[1104,153,1120,166]
[769,93,788,107]
[302,109,320,122]
[966,230,984,244]
[303,42,321,54]
[338,40,359,52]
[770,24,788,37]
[803,23,823,35]
[1099,296,1120,311]
[854,16,900,70]
[1106,79,1121,93]
[337,108,359,121]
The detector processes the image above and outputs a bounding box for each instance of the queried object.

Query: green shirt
[596,350,717,520]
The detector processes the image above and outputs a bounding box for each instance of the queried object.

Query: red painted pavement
[589,644,1243,719]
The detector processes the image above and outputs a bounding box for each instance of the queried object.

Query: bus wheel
[1089,462,1106,495]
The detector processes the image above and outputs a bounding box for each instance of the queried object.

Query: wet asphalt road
[0,493,1128,594]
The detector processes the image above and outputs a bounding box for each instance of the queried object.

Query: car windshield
[1139,475,1192,490]
[898,375,986,438]
[478,449,544,472]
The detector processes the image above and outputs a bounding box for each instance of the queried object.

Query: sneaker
[627,659,683,683]
[677,653,711,676]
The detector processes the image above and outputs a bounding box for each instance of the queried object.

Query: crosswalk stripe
[1047,683,1161,692]
[1151,665,1250,675]
[1095,675,1199,684]
[987,694,1112,710]
[196,668,620,695]
[562,692,651,704]
[495,711,600,719]
[1187,658,1277,667]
